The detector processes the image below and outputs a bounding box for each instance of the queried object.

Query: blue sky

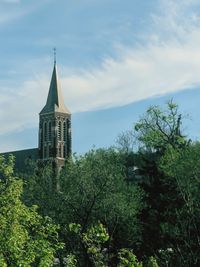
[1,0,200,153]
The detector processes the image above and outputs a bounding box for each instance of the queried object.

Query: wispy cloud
[60,0,200,110]
[61,0,200,110]
[1,0,200,136]
[0,0,50,25]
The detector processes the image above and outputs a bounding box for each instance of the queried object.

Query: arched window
[48,122,52,141]
[58,121,62,141]
[44,122,47,142]
[63,121,66,141]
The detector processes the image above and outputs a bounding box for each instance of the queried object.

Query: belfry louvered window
[44,122,47,142]
[63,121,66,141]
[58,121,62,141]
[48,122,52,141]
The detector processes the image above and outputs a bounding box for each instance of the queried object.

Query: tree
[0,155,62,266]
[22,149,144,265]
[69,223,159,267]
[134,100,188,153]
[22,159,58,218]
[69,222,109,267]
[129,101,189,259]
[116,130,135,153]
[160,143,200,267]
[58,149,144,265]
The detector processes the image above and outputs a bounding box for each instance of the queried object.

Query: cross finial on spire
[53,47,56,65]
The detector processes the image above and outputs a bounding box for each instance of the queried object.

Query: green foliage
[65,254,77,267]
[22,149,144,265]
[8,100,199,267]
[69,223,159,267]
[83,223,109,266]
[146,256,159,267]
[69,223,82,234]
[22,159,57,218]
[0,154,15,177]
[57,148,144,261]
[127,101,191,260]
[160,143,200,266]
[82,223,109,249]
[0,155,63,266]
[161,144,200,212]
[70,222,109,267]
[134,100,187,152]
[118,249,143,267]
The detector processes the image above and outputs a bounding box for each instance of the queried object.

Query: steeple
[38,60,72,168]
[40,63,71,115]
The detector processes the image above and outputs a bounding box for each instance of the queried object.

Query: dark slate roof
[2,148,39,172]
[40,63,71,115]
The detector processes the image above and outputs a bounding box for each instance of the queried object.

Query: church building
[3,61,72,172]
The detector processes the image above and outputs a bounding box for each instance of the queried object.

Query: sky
[1,0,200,153]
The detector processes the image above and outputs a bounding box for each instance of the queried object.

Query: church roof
[2,148,39,172]
[40,63,71,115]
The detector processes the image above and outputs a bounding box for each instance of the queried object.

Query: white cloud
[1,0,200,137]
[61,41,200,112]
[61,0,200,112]
[0,0,50,25]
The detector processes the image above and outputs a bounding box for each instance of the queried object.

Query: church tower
[39,61,71,170]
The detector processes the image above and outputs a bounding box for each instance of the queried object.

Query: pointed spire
[40,63,71,115]
[53,47,56,65]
